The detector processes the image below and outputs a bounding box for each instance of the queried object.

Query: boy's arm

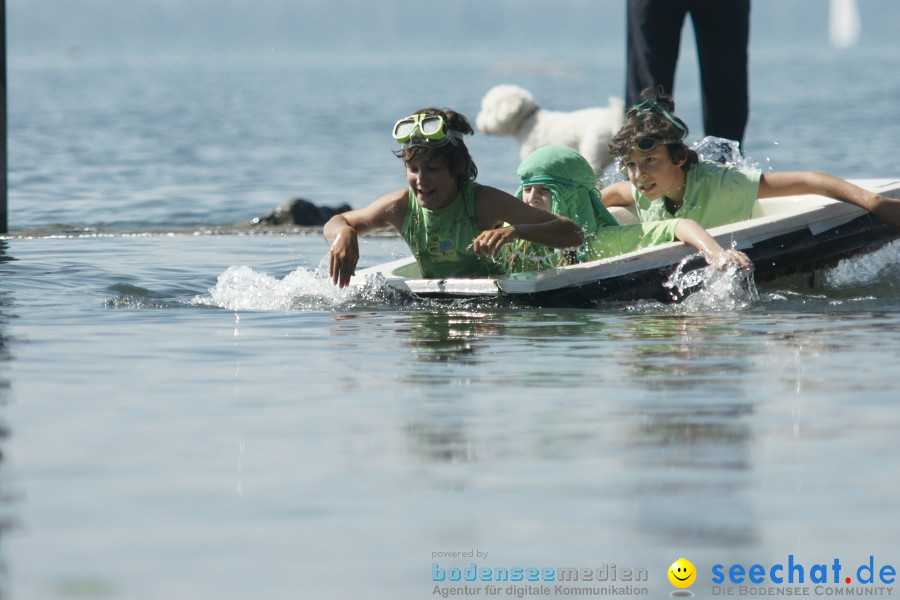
[759,172,900,231]
[472,185,584,257]
[759,172,876,209]
[323,188,407,287]
[674,219,754,270]
[599,180,634,207]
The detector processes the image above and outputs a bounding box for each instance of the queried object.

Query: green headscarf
[503,145,683,273]
[515,145,618,262]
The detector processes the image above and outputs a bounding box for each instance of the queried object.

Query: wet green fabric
[400,181,504,279]
[516,146,618,259]
[633,160,761,228]
[504,146,679,273]
[583,220,679,260]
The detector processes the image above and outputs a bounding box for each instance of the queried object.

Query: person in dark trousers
[625,0,751,147]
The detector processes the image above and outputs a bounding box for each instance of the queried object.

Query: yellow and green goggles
[392,113,462,147]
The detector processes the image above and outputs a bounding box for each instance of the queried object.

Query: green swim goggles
[392,113,463,147]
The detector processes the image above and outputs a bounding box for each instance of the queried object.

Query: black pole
[1,0,6,233]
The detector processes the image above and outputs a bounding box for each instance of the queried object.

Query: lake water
[3,10,900,600]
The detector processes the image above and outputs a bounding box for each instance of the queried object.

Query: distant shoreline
[0,225,400,240]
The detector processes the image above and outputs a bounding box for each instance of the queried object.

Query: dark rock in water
[251,198,351,226]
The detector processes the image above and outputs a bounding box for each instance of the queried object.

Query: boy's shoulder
[692,159,761,184]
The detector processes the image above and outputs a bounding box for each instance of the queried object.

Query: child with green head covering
[505,145,753,273]
[516,145,619,260]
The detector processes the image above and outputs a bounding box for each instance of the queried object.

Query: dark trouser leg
[689,0,751,145]
[626,0,689,106]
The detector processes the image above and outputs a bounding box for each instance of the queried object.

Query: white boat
[352,179,900,306]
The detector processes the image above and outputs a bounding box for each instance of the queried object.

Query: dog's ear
[497,86,536,124]
[477,85,537,134]
[501,93,527,119]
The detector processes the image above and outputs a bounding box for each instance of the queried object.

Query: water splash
[597,160,627,188]
[822,240,900,288]
[663,253,759,310]
[194,263,406,311]
[756,241,900,308]
[692,136,760,172]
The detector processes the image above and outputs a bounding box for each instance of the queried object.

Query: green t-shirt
[634,160,762,228]
[584,220,680,261]
[400,181,504,279]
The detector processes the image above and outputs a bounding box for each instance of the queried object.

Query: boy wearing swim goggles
[602,88,900,233]
[324,107,584,287]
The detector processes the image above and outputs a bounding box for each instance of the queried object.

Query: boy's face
[405,157,458,210]
[622,145,686,201]
[522,185,553,213]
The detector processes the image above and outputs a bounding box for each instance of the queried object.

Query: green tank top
[400,181,503,279]
[633,160,762,228]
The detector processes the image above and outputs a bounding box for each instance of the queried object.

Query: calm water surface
[2,233,900,599]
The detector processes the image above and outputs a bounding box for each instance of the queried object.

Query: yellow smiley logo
[668,558,696,588]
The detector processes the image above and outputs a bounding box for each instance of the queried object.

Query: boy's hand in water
[328,228,359,288]
[673,219,753,272]
[709,249,754,271]
[472,226,518,258]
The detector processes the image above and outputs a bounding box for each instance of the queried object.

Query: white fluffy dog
[475,84,625,176]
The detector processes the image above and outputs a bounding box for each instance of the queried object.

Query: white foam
[195,265,331,310]
[664,252,759,311]
[194,259,397,311]
[692,136,760,172]
[823,240,900,288]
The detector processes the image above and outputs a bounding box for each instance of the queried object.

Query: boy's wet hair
[609,88,698,171]
[393,108,478,184]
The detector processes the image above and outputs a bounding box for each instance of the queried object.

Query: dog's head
[476,84,539,136]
